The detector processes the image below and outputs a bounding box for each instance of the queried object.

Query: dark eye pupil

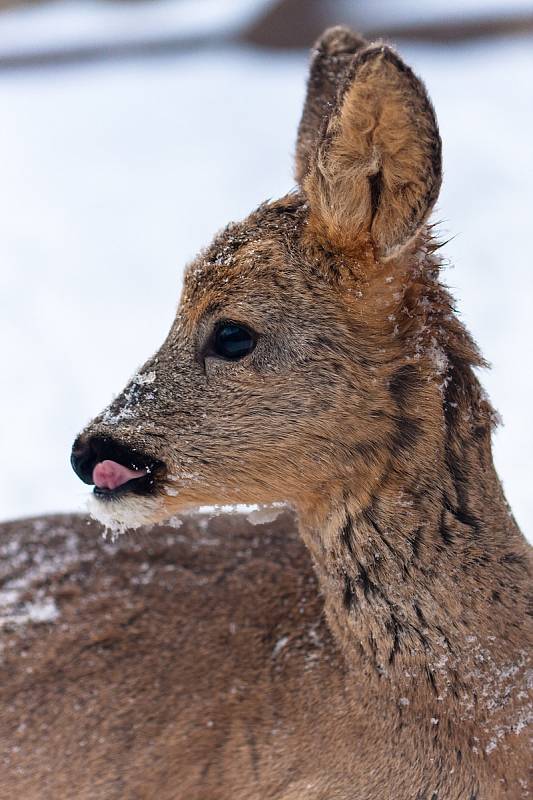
[213,323,256,360]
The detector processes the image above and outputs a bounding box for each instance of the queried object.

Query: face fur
[81,198,391,524]
[73,32,474,532]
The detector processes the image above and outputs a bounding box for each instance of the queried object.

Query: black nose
[70,435,96,484]
[70,435,159,485]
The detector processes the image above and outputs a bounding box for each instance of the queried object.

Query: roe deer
[1,27,531,800]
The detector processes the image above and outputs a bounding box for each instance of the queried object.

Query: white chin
[87,492,165,537]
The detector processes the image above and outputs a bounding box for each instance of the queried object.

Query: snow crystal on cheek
[163,470,201,498]
[135,370,156,385]
[102,405,136,425]
[102,369,159,425]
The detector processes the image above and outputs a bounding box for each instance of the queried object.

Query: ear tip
[353,41,412,75]
[302,32,443,259]
[313,26,367,59]
[350,40,441,143]
[295,26,367,186]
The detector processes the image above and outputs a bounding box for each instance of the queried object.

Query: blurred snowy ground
[1,0,532,62]
[0,29,531,537]
[0,0,265,59]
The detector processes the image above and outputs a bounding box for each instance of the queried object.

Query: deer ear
[295,26,367,184]
[302,44,442,260]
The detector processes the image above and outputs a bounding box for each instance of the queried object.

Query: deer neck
[297,383,531,721]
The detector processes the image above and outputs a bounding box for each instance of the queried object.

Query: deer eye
[211,322,257,361]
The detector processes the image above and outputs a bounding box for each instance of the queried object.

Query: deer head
[71,28,483,534]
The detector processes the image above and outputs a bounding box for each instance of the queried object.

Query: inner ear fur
[295,26,367,184]
[303,43,442,260]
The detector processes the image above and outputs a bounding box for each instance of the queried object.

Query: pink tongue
[92,460,147,491]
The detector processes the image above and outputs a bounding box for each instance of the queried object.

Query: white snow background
[0,13,531,538]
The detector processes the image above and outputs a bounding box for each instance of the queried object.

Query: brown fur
[295,26,367,183]
[303,41,442,258]
[1,27,531,799]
